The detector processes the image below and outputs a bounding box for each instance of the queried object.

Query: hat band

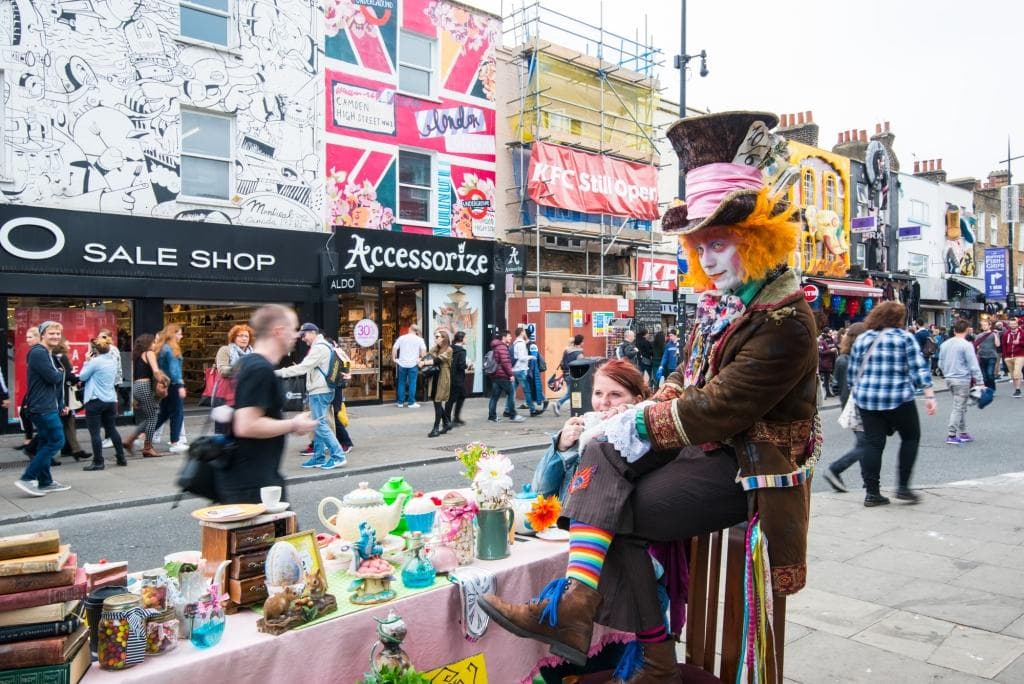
[685,163,764,220]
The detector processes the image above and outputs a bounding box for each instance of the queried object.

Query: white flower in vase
[472,454,514,509]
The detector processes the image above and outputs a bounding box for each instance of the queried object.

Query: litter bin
[568,357,604,416]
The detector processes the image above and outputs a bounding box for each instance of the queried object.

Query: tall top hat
[662,111,792,234]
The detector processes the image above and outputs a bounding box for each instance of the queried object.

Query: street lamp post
[999,138,1024,311]
[674,0,708,201]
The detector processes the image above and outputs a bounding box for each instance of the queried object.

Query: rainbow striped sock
[565,520,613,590]
[636,623,667,643]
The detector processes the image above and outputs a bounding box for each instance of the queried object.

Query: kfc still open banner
[526,142,659,220]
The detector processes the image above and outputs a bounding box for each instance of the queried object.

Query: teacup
[260,486,282,507]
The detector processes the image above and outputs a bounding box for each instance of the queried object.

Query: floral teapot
[319,482,408,541]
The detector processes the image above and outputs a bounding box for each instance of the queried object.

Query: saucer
[264,502,290,513]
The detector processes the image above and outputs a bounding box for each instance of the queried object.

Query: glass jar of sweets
[140,570,169,611]
[97,593,148,670]
[145,608,179,656]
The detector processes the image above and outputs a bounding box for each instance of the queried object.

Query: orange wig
[679,188,800,292]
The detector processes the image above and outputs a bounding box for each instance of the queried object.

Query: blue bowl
[405,511,436,535]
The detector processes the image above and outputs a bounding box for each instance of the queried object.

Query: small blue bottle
[400,532,436,589]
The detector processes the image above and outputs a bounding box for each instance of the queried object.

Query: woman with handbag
[124,334,165,457]
[79,335,127,470]
[422,329,452,438]
[847,301,936,507]
[211,325,253,406]
[152,324,188,453]
[821,323,868,493]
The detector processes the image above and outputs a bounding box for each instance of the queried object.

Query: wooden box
[200,511,297,612]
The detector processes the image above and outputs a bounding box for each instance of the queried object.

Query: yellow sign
[424,653,488,683]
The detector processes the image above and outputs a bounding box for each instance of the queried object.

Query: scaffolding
[501,1,673,296]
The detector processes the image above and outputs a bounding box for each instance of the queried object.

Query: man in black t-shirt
[216,305,317,504]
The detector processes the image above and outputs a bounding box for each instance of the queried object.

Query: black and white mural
[0,0,322,230]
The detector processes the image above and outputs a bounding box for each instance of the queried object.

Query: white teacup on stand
[260,486,282,508]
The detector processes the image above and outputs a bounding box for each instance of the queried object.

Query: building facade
[322,0,504,401]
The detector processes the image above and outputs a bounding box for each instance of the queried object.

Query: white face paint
[695,235,744,291]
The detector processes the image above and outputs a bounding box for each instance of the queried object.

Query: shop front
[804,277,884,329]
[0,206,323,424]
[330,228,501,404]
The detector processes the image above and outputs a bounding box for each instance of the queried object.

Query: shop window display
[162,304,261,399]
[337,288,382,402]
[7,297,133,423]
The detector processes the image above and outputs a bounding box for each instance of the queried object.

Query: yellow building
[787,140,852,277]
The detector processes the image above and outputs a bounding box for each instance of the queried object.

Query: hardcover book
[0,569,86,613]
[0,546,71,578]
[0,625,87,670]
[0,555,77,596]
[0,634,90,684]
[0,531,60,563]
[0,615,82,645]
[0,600,81,629]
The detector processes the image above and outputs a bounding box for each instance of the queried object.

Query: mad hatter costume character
[479,112,820,683]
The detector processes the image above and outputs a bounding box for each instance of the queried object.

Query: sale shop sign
[527,142,660,220]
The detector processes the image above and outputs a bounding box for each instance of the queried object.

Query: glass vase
[189,596,226,650]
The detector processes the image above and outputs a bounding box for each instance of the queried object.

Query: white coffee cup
[260,486,282,507]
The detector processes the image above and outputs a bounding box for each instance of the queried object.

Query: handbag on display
[282,375,307,412]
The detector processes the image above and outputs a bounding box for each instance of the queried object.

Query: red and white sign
[803,284,820,302]
[636,257,678,291]
[527,142,659,220]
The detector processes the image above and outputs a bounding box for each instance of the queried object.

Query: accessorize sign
[334,227,493,284]
[526,142,660,220]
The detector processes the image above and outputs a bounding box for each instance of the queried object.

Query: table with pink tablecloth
[82,537,629,683]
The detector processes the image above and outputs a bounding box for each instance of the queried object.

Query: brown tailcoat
[644,269,818,594]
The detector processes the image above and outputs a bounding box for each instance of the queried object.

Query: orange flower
[526,494,561,532]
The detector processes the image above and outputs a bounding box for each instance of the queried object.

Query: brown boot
[142,441,163,458]
[608,640,682,683]
[479,578,600,666]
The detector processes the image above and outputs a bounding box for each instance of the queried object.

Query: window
[398,150,432,223]
[399,31,436,98]
[1018,265,1023,291]
[543,111,583,136]
[181,109,232,200]
[801,169,814,206]
[855,243,866,265]
[977,214,987,244]
[824,174,836,211]
[909,199,929,224]
[180,0,230,45]
[907,253,928,276]
[991,213,1001,244]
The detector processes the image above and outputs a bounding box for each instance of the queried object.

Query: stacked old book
[0,531,90,684]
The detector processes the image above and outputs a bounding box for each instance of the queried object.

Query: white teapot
[318,482,407,541]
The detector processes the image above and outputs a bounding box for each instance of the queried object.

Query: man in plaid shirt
[847,302,936,507]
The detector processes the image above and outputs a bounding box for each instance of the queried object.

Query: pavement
[4,381,1024,680]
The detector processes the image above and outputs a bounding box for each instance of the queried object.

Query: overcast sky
[472,0,1021,182]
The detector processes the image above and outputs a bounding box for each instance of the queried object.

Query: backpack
[536,351,547,373]
[317,342,344,388]
[482,350,498,375]
[921,337,937,358]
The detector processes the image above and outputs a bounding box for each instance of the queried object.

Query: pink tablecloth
[82,538,628,683]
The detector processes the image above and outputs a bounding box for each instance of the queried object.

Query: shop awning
[944,273,985,295]
[807,278,884,297]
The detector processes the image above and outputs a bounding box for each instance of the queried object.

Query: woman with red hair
[482,112,819,682]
